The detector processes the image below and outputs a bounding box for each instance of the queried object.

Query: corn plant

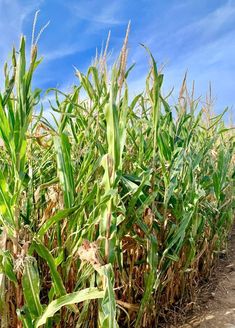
[0,28,234,328]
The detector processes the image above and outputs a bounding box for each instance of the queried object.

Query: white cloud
[0,1,43,63]
[126,0,235,115]
[67,0,124,26]
[174,0,235,41]
[42,43,87,62]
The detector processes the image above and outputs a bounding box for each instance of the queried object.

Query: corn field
[0,29,234,328]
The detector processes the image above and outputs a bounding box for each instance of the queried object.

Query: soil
[178,227,235,328]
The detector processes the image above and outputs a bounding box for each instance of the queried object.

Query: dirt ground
[179,227,235,328]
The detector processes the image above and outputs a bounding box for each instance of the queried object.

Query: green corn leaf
[135,235,158,328]
[98,264,119,328]
[0,250,17,284]
[35,288,104,328]
[37,206,79,237]
[16,308,34,328]
[22,257,43,318]
[0,171,14,229]
[54,133,75,208]
[32,240,67,297]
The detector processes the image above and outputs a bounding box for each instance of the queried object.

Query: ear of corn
[0,29,234,328]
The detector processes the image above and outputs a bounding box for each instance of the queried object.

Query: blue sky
[0,0,234,116]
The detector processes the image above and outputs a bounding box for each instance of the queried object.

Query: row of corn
[0,30,234,328]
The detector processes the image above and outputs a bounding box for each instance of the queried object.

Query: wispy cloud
[0,0,43,61]
[67,0,124,25]
[41,43,89,62]
[1,0,232,116]
[174,0,235,42]
[0,0,45,90]
[126,0,235,115]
